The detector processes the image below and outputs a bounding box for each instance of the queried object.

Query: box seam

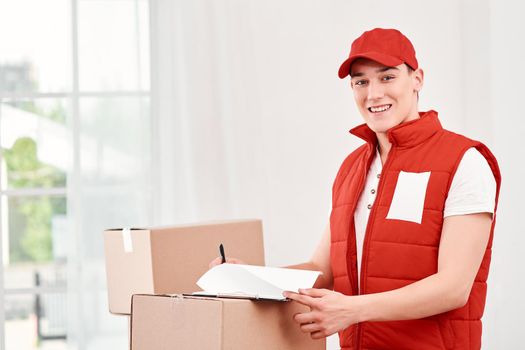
[129,295,135,350]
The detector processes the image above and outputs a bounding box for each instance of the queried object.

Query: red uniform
[330,110,501,349]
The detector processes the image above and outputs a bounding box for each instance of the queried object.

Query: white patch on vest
[386,171,431,224]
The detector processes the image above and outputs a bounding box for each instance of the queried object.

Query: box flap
[104,230,154,314]
[130,294,223,350]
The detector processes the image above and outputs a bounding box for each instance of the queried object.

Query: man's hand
[283,288,361,339]
[208,256,245,269]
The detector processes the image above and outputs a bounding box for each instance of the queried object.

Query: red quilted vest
[330,110,501,350]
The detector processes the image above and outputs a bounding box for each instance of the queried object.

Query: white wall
[150,0,525,348]
[483,0,525,346]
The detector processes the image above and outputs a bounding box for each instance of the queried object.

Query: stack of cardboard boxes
[103,219,326,349]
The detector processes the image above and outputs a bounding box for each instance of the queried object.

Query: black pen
[219,243,226,264]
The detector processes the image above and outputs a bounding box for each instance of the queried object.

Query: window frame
[0,0,150,348]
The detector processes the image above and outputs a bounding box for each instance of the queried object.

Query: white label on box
[122,228,133,253]
[386,171,431,224]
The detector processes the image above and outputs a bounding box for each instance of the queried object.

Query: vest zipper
[351,153,373,350]
[350,151,375,296]
[349,146,376,350]
[356,145,397,350]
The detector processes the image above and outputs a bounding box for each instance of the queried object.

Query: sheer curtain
[149,0,524,349]
[66,1,151,349]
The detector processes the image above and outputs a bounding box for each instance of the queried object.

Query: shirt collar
[349,110,442,149]
[372,148,382,172]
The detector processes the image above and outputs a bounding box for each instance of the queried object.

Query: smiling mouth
[368,104,392,113]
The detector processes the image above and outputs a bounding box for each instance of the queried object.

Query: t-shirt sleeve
[443,147,497,217]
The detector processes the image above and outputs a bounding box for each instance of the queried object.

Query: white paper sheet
[196,264,321,301]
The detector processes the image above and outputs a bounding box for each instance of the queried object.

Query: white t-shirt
[353,147,496,288]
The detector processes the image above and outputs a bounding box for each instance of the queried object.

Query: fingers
[298,288,330,298]
[310,330,326,340]
[208,257,222,269]
[293,311,315,324]
[300,320,331,340]
[300,321,321,333]
[293,312,329,339]
[283,288,330,305]
[208,257,246,269]
[283,291,316,307]
[293,312,321,332]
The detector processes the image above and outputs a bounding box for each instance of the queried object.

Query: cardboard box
[130,294,326,350]
[104,219,265,314]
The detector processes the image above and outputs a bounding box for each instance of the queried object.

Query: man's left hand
[283,288,360,339]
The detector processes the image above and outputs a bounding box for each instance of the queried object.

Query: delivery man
[211,28,501,350]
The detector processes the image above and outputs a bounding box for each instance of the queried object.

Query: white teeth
[369,104,391,113]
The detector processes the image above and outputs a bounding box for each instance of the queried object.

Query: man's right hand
[208,256,245,269]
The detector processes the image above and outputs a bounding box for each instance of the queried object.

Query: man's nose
[366,81,385,101]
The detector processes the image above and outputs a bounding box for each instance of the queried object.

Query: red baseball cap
[338,28,418,79]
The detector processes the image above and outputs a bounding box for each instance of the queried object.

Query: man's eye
[382,75,395,81]
[355,80,367,86]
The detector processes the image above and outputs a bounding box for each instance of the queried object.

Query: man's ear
[413,68,424,93]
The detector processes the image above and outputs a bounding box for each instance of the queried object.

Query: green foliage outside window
[2,107,67,263]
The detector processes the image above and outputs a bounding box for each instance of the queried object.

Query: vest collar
[349,110,442,148]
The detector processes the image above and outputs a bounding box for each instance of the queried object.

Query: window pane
[79,97,150,185]
[78,96,152,256]
[138,0,151,91]
[3,196,67,289]
[5,294,67,350]
[0,99,70,190]
[78,0,150,91]
[0,0,71,93]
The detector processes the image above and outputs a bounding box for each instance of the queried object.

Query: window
[0,1,151,349]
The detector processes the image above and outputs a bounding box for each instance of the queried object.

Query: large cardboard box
[130,294,326,350]
[104,219,265,314]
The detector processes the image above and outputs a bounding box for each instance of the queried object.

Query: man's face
[350,58,423,134]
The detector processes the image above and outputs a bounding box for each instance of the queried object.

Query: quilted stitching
[330,112,501,350]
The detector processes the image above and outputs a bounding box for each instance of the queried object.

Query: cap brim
[338,52,404,79]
